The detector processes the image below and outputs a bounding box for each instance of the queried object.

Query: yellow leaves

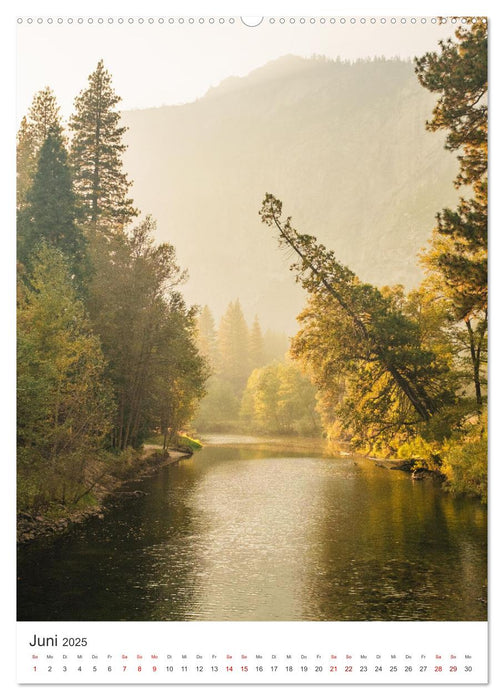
[17,245,115,505]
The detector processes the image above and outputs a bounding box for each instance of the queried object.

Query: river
[17,435,487,621]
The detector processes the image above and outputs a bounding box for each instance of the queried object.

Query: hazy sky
[17,17,457,119]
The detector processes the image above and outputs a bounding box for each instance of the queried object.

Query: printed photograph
[16,16,487,622]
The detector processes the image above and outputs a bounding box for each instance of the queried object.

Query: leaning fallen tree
[259,194,454,432]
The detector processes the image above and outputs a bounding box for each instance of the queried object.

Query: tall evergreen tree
[17,87,62,210]
[28,86,62,152]
[415,20,487,406]
[217,300,250,394]
[17,126,88,284]
[415,20,487,188]
[69,59,137,230]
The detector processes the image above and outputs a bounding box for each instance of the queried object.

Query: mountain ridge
[121,54,459,333]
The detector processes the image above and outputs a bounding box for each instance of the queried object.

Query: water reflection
[17,436,486,621]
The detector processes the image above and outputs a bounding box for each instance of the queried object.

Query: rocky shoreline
[364,456,445,481]
[335,445,446,482]
[17,449,191,545]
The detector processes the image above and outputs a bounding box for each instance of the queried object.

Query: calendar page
[14,2,489,688]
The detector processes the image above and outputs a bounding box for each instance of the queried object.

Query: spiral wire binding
[16,17,487,26]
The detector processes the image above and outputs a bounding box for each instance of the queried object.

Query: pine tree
[415,20,487,188]
[217,300,250,394]
[17,87,62,210]
[17,126,88,284]
[28,86,62,152]
[415,20,487,405]
[69,59,137,230]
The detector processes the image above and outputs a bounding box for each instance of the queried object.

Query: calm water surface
[17,435,487,621]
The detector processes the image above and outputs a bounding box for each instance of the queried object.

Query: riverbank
[17,448,190,545]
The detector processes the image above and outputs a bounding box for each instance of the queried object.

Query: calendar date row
[32,663,474,674]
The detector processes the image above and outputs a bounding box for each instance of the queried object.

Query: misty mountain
[122,54,459,333]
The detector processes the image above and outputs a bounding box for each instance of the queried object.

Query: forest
[17,19,487,528]
[16,61,209,513]
[193,302,320,435]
